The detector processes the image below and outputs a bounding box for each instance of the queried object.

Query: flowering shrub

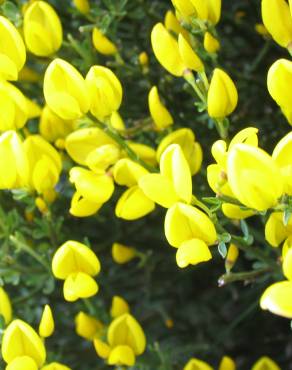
[0,0,292,369]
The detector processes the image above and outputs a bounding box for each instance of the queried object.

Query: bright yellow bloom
[219,356,236,370]
[251,356,281,370]
[265,212,292,247]
[172,0,208,21]
[151,23,185,76]
[39,106,75,143]
[52,240,101,301]
[255,23,269,37]
[111,243,136,264]
[86,144,120,173]
[75,311,104,340]
[85,66,122,120]
[262,0,292,48]
[6,356,38,370]
[227,144,283,211]
[0,287,12,324]
[164,10,190,40]
[113,158,149,187]
[44,58,89,120]
[110,296,130,318]
[93,338,111,359]
[260,281,292,318]
[0,16,26,81]
[2,319,46,367]
[222,203,255,220]
[23,1,63,57]
[283,247,292,280]
[92,28,117,55]
[225,244,239,273]
[165,202,217,248]
[140,144,192,208]
[65,127,115,165]
[0,82,28,131]
[184,357,213,370]
[267,59,292,110]
[73,0,90,14]
[178,34,204,71]
[176,238,212,268]
[0,131,29,189]
[39,305,54,338]
[204,32,220,53]
[148,86,173,130]
[41,362,71,370]
[69,166,114,204]
[207,68,238,118]
[156,128,202,175]
[69,191,103,217]
[206,0,221,25]
[24,135,61,194]
[109,111,126,131]
[127,142,157,167]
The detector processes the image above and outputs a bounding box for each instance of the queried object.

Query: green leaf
[283,210,291,226]
[218,242,227,259]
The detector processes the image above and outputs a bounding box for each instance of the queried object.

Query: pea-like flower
[23,1,63,57]
[183,357,213,370]
[92,28,117,55]
[148,86,173,130]
[39,305,54,338]
[252,356,280,370]
[75,311,104,341]
[52,240,101,302]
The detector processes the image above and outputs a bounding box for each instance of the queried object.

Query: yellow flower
[138,51,149,66]
[127,142,157,167]
[109,111,126,131]
[85,144,120,173]
[2,319,46,367]
[176,238,212,268]
[23,1,63,57]
[75,311,104,340]
[178,34,204,72]
[0,82,28,131]
[260,281,292,318]
[265,212,292,247]
[85,66,123,120]
[69,191,103,217]
[65,127,115,165]
[73,0,90,14]
[219,356,236,370]
[110,296,130,318]
[165,202,217,247]
[39,106,75,143]
[206,0,221,25]
[222,203,255,220]
[52,240,101,301]
[251,356,281,370]
[204,32,220,53]
[164,10,190,40]
[140,144,192,208]
[111,243,136,264]
[39,305,54,338]
[262,0,292,48]
[283,247,292,280]
[0,16,26,81]
[151,23,185,76]
[41,363,71,370]
[156,128,202,175]
[207,68,238,118]
[171,0,208,21]
[183,357,213,370]
[6,356,38,370]
[113,158,149,187]
[225,244,239,273]
[148,86,173,130]
[92,28,117,55]
[267,59,292,110]
[227,144,283,211]
[0,287,12,324]
[0,131,29,189]
[44,58,89,120]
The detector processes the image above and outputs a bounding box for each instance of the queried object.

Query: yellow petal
[176,239,212,268]
[63,272,98,302]
[218,356,236,370]
[39,305,54,338]
[251,356,281,370]
[6,356,38,370]
[113,159,149,187]
[108,345,135,366]
[41,362,71,370]
[111,296,130,318]
[75,311,104,340]
[69,191,102,217]
[148,86,173,129]
[178,33,204,72]
[93,338,111,359]
[92,28,117,55]
[0,287,12,324]
[260,281,292,318]
[111,243,136,264]
[183,357,213,370]
[265,212,292,247]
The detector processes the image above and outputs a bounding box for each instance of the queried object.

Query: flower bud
[151,23,185,76]
[178,34,204,72]
[2,319,46,366]
[183,358,213,370]
[111,243,136,264]
[92,28,117,55]
[75,311,103,340]
[165,203,217,247]
[24,1,63,56]
[267,59,292,111]
[219,356,236,370]
[252,357,281,370]
[39,305,54,338]
[262,0,292,48]
[73,0,90,14]
[204,32,220,53]
[85,66,122,120]
[109,111,125,131]
[0,287,12,324]
[138,52,149,66]
[207,68,238,118]
[44,58,89,120]
[110,296,130,318]
[0,16,26,81]
[148,86,173,130]
[225,244,239,273]
[227,144,283,211]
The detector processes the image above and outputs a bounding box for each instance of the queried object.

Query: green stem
[184,71,206,103]
[214,118,229,140]
[9,235,50,272]
[199,70,209,90]
[191,195,214,220]
[218,267,272,287]
[88,114,158,173]
[83,298,96,316]
[248,41,270,73]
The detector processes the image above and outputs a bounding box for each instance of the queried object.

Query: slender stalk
[184,72,206,103]
[218,267,272,287]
